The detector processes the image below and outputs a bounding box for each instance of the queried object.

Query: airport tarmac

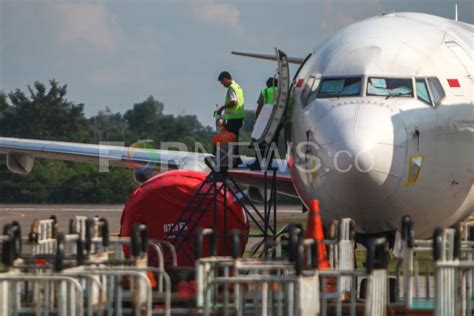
[0,203,307,237]
[1,203,471,238]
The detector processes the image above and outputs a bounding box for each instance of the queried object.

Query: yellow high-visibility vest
[224,82,245,120]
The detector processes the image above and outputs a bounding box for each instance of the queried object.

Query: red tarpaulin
[120,170,249,266]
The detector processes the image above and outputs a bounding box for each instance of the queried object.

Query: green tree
[157,114,213,151]
[0,80,136,203]
[124,96,214,152]
[0,91,9,135]
[0,86,224,203]
[0,91,7,113]
[59,164,136,203]
[124,96,163,141]
[5,80,88,141]
[89,107,128,142]
[0,159,136,203]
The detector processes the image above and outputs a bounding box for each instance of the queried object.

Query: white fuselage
[288,13,473,237]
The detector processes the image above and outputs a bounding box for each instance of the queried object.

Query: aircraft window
[426,78,445,106]
[301,76,319,106]
[415,79,432,105]
[317,77,361,98]
[367,77,413,97]
[306,86,320,105]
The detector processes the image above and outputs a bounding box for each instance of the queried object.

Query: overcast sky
[1,0,472,126]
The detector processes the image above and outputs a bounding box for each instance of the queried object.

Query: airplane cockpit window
[415,79,432,105]
[306,86,320,106]
[426,78,445,106]
[317,77,361,98]
[301,76,318,106]
[301,76,320,107]
[367,78,413,97]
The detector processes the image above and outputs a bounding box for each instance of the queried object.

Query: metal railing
[2,211,473,315]
[0,218,173,316]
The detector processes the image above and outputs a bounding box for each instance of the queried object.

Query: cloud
[317,0,383,37]
[193,2,243,32]
[89,70,123,89]
[52,3,120,52]
[320,13,355,33]
[45,3,163,91]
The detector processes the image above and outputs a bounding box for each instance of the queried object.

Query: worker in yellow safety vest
[217,71,245,165]
[256,77,278,117]
[249,77,279,170]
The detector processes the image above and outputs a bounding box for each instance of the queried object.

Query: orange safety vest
[212,130,237,145]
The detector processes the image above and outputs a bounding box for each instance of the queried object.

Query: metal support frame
[164,166,279,263]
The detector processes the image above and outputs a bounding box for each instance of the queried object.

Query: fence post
[401,215,414,307]
[434,227,458,316]
[365,237,388,316]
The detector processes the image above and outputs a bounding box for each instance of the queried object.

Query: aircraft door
[251,48,290,146]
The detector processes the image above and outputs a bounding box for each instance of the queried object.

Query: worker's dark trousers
[225,118,243,159]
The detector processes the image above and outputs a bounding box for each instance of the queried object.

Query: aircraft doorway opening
[251,48,290,169]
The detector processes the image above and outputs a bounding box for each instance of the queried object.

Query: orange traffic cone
[305,199,330,269]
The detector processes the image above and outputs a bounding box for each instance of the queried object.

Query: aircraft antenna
[455,3,458,21]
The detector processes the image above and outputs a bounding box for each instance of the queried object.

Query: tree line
[0,80,258,203]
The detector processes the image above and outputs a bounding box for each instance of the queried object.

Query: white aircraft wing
[228,169,296,196]
[0,136,297,195]
[0,136,211,173]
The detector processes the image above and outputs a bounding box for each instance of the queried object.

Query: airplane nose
[312,102,407,209]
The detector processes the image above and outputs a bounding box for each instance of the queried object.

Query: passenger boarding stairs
[163,167,279,263]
